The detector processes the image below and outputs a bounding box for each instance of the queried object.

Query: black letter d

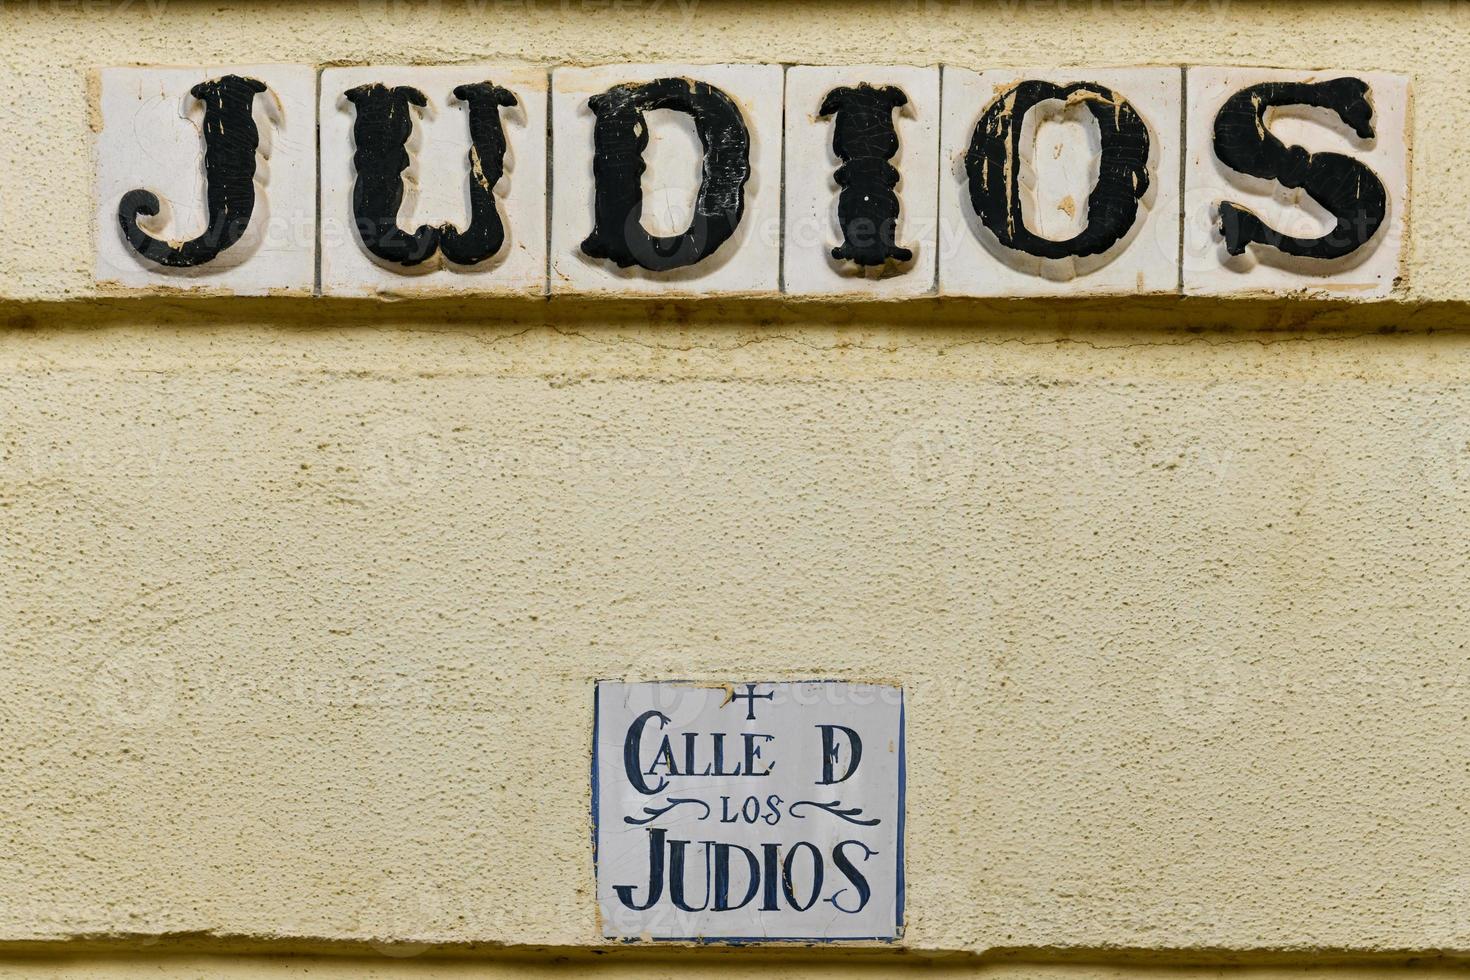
[817,724,862,785]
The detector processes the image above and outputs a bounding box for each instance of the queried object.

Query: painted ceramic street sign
[93,64,1412,299]
[593,680,904,942]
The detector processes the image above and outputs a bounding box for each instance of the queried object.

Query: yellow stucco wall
[5,0,1470,976]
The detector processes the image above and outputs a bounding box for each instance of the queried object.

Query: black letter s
[1213,77,1387,261]
[828,840,875,914]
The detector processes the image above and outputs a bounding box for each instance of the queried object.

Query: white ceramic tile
[93,65,316,294]
[939,67,1182,297]
[320,65,548,297]
[1183,67,1410,299]
[550,64,783,297]
[782,65,939,299]
[594,680,904,941]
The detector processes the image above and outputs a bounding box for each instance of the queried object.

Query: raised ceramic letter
[1213,78,1386,261]
[1182,67,1409,298]
[345,84,441,266]
[438,82,518,267]
[965,80,1150,261]
[783,65,939,298]
[580,77,750,272]
[319,66,547,296]
[551,63,780,295]
[117,75,267,268]
[938,67,1180,297]
[820,84,912,268]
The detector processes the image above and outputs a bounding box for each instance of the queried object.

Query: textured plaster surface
[5,0,1470,965]
[6,315,1470,955]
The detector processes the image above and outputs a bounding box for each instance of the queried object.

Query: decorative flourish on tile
[788,799,881,826]
[622,797,714,826]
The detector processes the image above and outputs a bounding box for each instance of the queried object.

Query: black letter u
[345,81,519,268]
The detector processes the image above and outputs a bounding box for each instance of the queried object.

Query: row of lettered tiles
[94,63,1412,299]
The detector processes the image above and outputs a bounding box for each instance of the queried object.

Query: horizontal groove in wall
[2,937,1470,969]
[4,296,1470,334]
